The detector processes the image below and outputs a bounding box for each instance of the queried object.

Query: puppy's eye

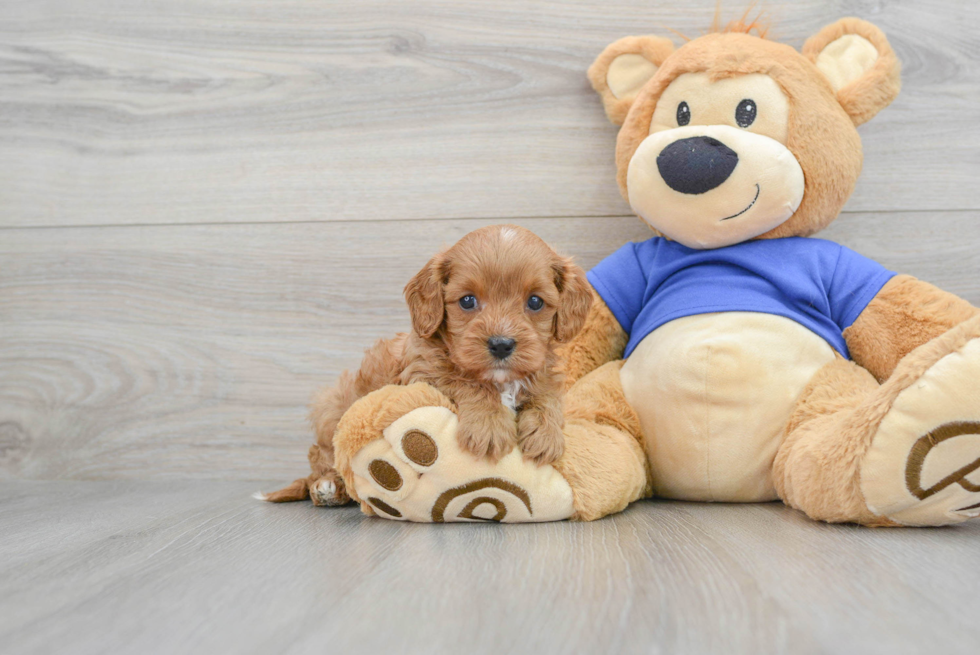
[458,295,477,310]
[735,99,756,128]
[526,295,544,312]
[676,101,691,126]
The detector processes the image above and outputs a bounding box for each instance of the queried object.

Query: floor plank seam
[0,208,976,232]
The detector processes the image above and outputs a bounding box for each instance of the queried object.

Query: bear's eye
[676,101,691,126]
[459,295,477,310]
[735,99,756,128]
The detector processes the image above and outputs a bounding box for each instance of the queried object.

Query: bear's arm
[844,274,980,382]
[555,286,628,388]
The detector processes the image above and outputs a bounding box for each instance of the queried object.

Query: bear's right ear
[588,35,674,125]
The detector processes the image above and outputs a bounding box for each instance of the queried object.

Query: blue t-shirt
[587,237,895,359]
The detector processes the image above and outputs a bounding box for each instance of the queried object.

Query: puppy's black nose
[657,136,738,194]
[487,336,516,360]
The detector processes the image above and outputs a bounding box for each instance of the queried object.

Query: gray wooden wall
[2,0,978,482]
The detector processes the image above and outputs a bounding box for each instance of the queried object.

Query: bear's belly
[619,312,837,502]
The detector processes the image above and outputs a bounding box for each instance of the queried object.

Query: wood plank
[1,0,978,228]
[1,213,978,481]
[0,481,978,655]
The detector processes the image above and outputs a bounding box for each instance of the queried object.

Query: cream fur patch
[627,124,805,249]
[650,73,791,144]
[620,313,836,502]
[606,53,659,100]
[350,406,574,522]
[816,34,879,92]
[497,379,524,411]
[861,338,980,526]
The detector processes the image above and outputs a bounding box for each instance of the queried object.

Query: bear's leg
[554,360,651,520]
[775,315,980,526]
[773,357,887,525]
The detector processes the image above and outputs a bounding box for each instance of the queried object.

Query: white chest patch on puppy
[497,379,525,411]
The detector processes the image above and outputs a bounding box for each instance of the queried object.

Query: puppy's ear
[552,257,593,343]
[802,18,900,126]
[404,251,449,338]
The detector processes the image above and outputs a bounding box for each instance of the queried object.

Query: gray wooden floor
[2,1,980,653]
[2,481,979,655]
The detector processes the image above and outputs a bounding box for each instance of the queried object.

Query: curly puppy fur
[262,225,592,504]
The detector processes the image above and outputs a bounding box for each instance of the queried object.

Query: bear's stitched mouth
[720,184,761,221]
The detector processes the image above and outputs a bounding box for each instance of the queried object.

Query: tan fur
[586,10,780,126]
[773,356,891,525]
[262,225,592,502]
[554,288,627,389]
[776,314,980,525]
[589,19,900,241]
[864,314,980,425]
[844,275,980,383]
[587,35,675,125]
[801,18,901,127]
[551,361,651,521]
[332,383,456,509]
[708,10,772,39]
[613,31,864,240]
[572,17,977,526]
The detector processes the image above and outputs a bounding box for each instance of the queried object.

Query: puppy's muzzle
[657,136,739,194]
[487,336,516,360]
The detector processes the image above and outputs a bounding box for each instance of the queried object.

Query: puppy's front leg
[454,385,518,463]
[517,388,565,466]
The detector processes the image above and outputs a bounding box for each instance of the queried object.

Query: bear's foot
[861,334,980,526]
[346,400,575,523]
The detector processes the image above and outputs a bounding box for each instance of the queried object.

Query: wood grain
[2,4,979,651]
[0,481,978,655]
[1,213,978,482]
[1,0,978,228]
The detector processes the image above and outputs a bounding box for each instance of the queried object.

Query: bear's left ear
[588,35,675,125]
[802,18,901,126]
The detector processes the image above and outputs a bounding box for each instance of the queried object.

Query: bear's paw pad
[862,337,980,526]
[349,406,574,523]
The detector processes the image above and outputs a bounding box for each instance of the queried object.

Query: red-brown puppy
[402,224,593,463]
[263,225,592,505]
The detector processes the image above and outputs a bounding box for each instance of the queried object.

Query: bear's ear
[802,18,901,127]
[588,35,675,125]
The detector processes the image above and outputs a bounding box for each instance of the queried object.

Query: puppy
[261,225,592,505]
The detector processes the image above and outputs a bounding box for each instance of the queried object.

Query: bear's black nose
[656,136,739,195]
[487,336,516,360]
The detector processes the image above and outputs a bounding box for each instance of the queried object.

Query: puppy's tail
[254,477,310,503]
[257,334,407,505]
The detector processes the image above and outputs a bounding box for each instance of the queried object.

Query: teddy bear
[285,17,980,527]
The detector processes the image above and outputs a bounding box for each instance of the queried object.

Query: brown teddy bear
[273,17,980,526]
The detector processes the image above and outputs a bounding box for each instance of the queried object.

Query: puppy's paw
[456,416,516,463]
[310,469,350,506]
[518,418,565,466]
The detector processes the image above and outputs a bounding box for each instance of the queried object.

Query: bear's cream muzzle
[626,124,805,249]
